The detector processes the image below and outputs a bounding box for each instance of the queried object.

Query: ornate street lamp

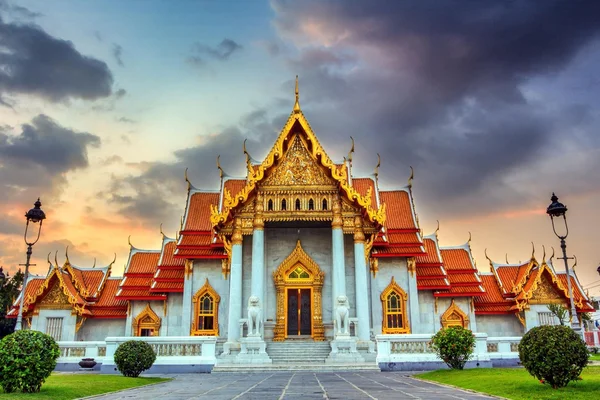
[546,193,581,334]
[15,198,46,331]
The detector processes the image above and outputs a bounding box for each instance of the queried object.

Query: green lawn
[0,374,170,400]
[589,353,600,362]
[417,366,600,400]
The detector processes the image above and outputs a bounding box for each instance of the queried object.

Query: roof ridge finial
[184,167,191,192]
[293,75,301,113]
[542,245,546,263]
[549,246,555,263]
[435,220,440,236]
[531,241,535,260]
[505,253,509,264]
[243,139,254,178]
[65,246,70,265]
[347,136,355,164]
[374,153,381,179]
[92,257,96,268]
[408,166,414,189]
[467,231,472,246]
[128,235,133,248]
[572,254,577,270]
[216,155,224,179]
[160,223,165,239]
[109,253,116,269]
[54,251,59,271]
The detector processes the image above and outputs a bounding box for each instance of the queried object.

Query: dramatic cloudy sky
[1,1,599,295]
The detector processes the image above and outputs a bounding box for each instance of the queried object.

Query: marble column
[406,257,420,333]
[250,194,265,335]
[353,216,371,341]
[181,259,193,335]
[331,196,346,321]
[226,217,243,344]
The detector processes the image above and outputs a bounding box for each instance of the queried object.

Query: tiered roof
[8,255,126,319]
[116,245,164,301]
[151,237,185,293]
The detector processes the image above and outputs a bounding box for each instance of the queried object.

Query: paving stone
[87,371,497,399]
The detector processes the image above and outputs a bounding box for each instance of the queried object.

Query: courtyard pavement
[87,371,497,400]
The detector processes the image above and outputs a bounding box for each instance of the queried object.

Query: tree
[547,303,568,326]
[0,269,24,339]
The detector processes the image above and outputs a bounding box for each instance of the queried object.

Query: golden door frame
[272,240,325,341]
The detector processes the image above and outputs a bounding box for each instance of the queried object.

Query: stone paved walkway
[88,372,497,400]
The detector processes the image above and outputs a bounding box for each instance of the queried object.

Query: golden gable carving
[39,281,71,309]
[529,272,565,304]
[263,135,334,187]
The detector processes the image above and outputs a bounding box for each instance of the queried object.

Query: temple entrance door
[286,288,312,336]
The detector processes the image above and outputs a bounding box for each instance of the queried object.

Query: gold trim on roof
[210,96,386,229]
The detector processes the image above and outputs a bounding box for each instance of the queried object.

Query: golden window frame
[380,276,410,334]
[133,303,161,337]
[191,278,220,336]
[440,299,469,329]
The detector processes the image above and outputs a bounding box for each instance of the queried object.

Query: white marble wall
[191,259,230,339]
[163,293,183,336]
[370,258,409,335]
[31,309,77,341]
[524,304,561,332]
[417,291,437,334]
[77,318,126,341]
[476,314,524,337]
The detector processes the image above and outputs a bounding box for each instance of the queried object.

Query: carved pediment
[262,135,335,188]
[39,281,71,309]
[529,272,565,304]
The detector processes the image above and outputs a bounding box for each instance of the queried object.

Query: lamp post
[546,193,581,334]
[15,198,46,331]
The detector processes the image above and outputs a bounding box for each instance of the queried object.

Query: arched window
[281,199,287,211]
[133,304,161,337]
[380,277,409,334]
[322,198,328,210]
[268,199,273,211]
[308,199,314,210]
[440,299,469,329]
[295,198,301,210]
[191,278,220,336]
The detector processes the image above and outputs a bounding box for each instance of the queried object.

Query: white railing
[103,336,217,368]
[57,341,106,362]
[485,336,521,360]
[376,333,491,364]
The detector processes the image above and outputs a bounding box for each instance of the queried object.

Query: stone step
[211,363,380,373]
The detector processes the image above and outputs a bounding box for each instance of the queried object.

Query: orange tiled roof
[387,232,422,245]
[93,279,128,308]
[352,178,377,209]
[116,288,166,299]
[67,265,107,298]
[473,275,517,314]
[155,269,184,280]
[177,234,213,247]
[372,246,425,257]
[440,248,476,271]
[222,179,246,207]
[183,192,220,231]
[159,241,185,267]
[59,271,86,305]
[151,281,185,292]
[439,285,485,295]
[89,308,127,317]
[417,278,450,289]
[175,248,227,257]
[446,272,481,285]
[417,266,447,277]
[416,238,442,264]
[120,276,153,287]
[126,251,160,274]
[493,262,531,294]
[379,190,417,230]
[7,276,45,315]
[556,273,595,312]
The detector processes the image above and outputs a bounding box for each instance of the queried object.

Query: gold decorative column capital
[253,193,264,230]
[407,256,416,277]
[331,195,343,229]
[232,217,243,245]
[353,215,365,243]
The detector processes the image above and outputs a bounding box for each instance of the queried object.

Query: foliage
[430,326,476,370]
[519,325,588,389]
[0,375,169,400]
[114,340,156,377]
[547,304,568,326]
[417,366,600,400]
[0,330,60,393]
[0,269,24,339]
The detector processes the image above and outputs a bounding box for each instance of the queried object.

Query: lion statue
[335,295,350,336]
[247,295,262,337]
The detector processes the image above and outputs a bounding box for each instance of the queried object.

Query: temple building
[8,79,595,369]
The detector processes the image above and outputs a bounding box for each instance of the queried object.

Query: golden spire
[293,75,301,113]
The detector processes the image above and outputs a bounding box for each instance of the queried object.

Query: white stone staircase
[212,340,379,372]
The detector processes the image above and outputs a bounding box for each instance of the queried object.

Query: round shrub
[0,330,60,393]
[519,325,588,389]
[430,326,476,370]
[114,340,156,377]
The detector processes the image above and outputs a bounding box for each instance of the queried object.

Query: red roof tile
[352,178,377,209]
[174,248,226,257]
[184,192,220,231]
[387,232,422,245]
[116,288,165,300]
[416,238,442,264]
[417,278,450,289]
[372,246,425,257]
[94,279,128,308]
[150,281,184,292]
[379,190,417,230]
[127,251,160,274]
[154,269,184,280]
[120,276,153,287]
[159,241,185,266]
[440,248,476,271]
[222,179,246,206]
[178,234,213,246]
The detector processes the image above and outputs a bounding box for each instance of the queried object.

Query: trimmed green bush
[114,340,156,377]
[0,330,60,393]
[519,325,588,389]
[430,326,476,370]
